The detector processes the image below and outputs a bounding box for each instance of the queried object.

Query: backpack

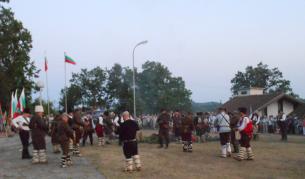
[243,117,253,137]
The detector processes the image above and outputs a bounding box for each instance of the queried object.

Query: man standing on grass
[29,105,48,164]
[157,109,171,149]
[234,107,254,161]
[72,109,84,157]
[181,112,194,152]
[12,108,32,159]
[215,107,232,158]
[277,111,288,141]
[58,113,74,168]
[119,111,141,172]
[172,110,182,143]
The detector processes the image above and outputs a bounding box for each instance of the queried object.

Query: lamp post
[132,40,148,119]
[36,80,44,105]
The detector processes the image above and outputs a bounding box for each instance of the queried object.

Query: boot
[66,155,73,166]
[187,142,193,152]
[98,137,102,146]
[226,143,232,157]
[221,145,227,158]
[39,149,48,163]
[61,155,67,168]
[53,144,60,154]
[183,142,188,152]
[233,144,239,153]
[73,143,82,157]
[69,140,74,155]
[246,147,254,160]
[234,147,246,161]
[133,155,141,171]
[98,137,105,146]
[124,158,133,172]
[22,148,32,159]
[32,150,39,164]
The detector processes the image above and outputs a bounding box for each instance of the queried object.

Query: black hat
[238,107,247,114]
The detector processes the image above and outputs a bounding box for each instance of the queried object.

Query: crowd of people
[4,104,305,173]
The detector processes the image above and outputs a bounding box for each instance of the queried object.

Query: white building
[223,87,304,117]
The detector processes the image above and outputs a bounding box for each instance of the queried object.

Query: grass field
[82,131,305,179]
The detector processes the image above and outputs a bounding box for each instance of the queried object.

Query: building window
[240,91,248,95]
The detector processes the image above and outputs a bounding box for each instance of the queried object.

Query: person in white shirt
[250,113,260,141]
[95,114,105,146]
[277,111,287,141]
[234,107,254,161]
[12,108,32,159]
[215,108,231,158]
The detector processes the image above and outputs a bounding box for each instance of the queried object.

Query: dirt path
[0,135,104,179]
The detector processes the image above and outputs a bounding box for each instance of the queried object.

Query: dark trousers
[61,141,70,156]
[74,128,83,144]
[123,141,138,159]
[219,132,231,145]
[279,121,287,141]
[230,130,239,152]
[19,130,30,157]
[159,129,169,147]
[240,133,251,148]
[82,131,93,145]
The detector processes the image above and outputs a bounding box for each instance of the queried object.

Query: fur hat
[34,105,44,113]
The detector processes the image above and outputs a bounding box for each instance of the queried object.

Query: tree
[138,61,192,113]
[231,62,293,95]
[59,84,82,112]
[59,67,107,110]
[0,6,39,110]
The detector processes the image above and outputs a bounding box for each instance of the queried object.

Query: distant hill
[192,101,222,112]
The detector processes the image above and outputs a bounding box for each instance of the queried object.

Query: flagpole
[45,51,50,117]
[64,52,67,113]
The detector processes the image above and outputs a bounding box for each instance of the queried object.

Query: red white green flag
[65,54,76,65]
[44,57,48,71]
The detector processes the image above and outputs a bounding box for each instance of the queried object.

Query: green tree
[60,67,107,110]
[0,6,39,110]
[231,62,293,95]
[59,84,82,112]
[106,64,141,113]
[138,61,192,113]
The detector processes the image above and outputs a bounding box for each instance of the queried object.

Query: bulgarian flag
[65,53,76,65]
[19,88,26,112]
[44,57,48,71]
[10,91,18,118]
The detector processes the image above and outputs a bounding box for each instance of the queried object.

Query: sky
[4,0,305,104]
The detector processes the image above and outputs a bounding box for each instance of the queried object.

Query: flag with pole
[19,88,26,112]
[44,54,50,117]
[10,92,16,118]
[64,52,76,113]
[45,57,48,71]
[65,54,76,65]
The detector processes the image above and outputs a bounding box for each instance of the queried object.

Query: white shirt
[279,114,287,122]
[98,116,104,125]
[238,117,250,131]
[12,116,30,131]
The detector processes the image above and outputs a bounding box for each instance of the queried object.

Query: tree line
[60,61,193,114]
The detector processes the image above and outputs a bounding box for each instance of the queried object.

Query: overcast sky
[5,0,305,104]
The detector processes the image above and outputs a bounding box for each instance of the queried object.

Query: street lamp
[36,80,44,105]
[132,40,148,119]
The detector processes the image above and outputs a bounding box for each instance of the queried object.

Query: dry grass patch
[82,132,305,179]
